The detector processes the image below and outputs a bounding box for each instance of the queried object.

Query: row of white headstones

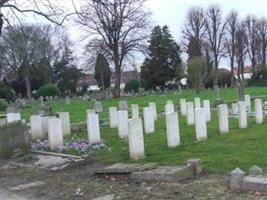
[7,112,72,150]
[6,94,262,160]
[108,94,263,160]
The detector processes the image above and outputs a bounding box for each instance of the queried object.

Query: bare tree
[76,0,151,97]
[182,6,206,52]
[225,10,238,87]
[0,0,75,36]
[243,16,259,73]
[2,24,55,100]
[205,5,227,87]
[256,18,267,65]
[235,25,247,100]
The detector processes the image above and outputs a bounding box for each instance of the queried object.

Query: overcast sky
[142,0,267,68]
[4,0,267,69]
[145,0,267,40]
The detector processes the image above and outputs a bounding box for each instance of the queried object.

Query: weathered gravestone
[30,115,44,140]
[238,101,247,129]
[48,118,64,150]
[179,99,187,116]
[42,116,57,138]
[0,122,30,158]
[59,112,71,136]
[87,113,101,145]
[65,96,70,104]
[194,97,201,108]
[203,100,211,122]
[166,112,180,148]
[217,104,229,134]
[128,118,145,160]
[186,102,194,125]
[117,110,129,138]
[165,102,174,114]
[131,104,139,119]
[109,107,118,128]
[118,101,128,110]
[148,102,157,121]
[244,94,251,113]
[143,107,155,134]
[6,113,21,123]
[195,107,207,141]
[255,99,263,124]
[94,101,103,113]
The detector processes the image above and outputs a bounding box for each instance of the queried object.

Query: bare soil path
[1,159,267,200]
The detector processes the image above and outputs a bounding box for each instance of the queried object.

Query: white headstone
[232,103,238,115]
[255,99,263,124]
[117,110,129,138]
[48,118,64,150]
[245,94,251,112]
[128,118,145,160]
[143,107,155,134]
[131,104,139,119]
[42,116,57,138]
[118,101,128,110]
[109,107,118,128]
[94,101,103,113]
[165,103,174,114]
[87,109,95,115]
[194,97,201,108]
[186,102,194,125]
[6,113,21,123]
[165,112,180,147]
[65,96,70,104]
[238,101,247,129]
[59,112,71,136]
[148,102,157,121]
[180,99,187,116]
[195,108,207,141]
[217,104,229,134]
[30,115,44,140]
[87,113,101,145]
[167,100,173,105]
[203,100,211,122]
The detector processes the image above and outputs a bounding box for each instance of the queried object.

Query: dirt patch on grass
[0,159,266,200]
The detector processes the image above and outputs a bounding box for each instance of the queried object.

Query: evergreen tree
[94,54,111,90]
[141,25,182,90]
[52,46,82,95]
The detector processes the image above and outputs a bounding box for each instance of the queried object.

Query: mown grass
[21,86,267,173]
[21,86,267,123]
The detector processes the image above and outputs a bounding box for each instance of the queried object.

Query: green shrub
[37,84,60,97]
[248,66,267,86]
[124,79,140,93]
[0,81,14,102]
[0,99,7,111]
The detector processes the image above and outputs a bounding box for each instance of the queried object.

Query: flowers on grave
[31,139,106,155]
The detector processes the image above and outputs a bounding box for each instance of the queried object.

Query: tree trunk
[230,58,235,87]
[213,57,218,88]
[114,63,121,98]
[237,61,244,101]
[237,81,244,101]
[263,45,266,66]
[25,75,32,101]
[24,62,32,101]
[0,13,3,37]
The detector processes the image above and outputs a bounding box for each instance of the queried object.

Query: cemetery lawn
[22,86,267,174]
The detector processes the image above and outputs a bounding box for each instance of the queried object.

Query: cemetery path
[0,159,267,200]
